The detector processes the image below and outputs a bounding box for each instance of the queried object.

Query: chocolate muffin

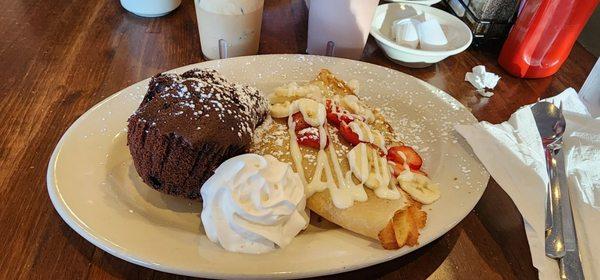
[127,69,269,200]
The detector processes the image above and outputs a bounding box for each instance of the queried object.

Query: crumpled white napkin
[455,88,600,280]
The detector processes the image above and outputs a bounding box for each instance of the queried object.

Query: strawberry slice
[341,114,360,123]
[325,99,363,127]
[386,146,404,164]
[325,99,334,110]
[292,111,328,149]
[326,100,343,126]
[327,112,342,126]
[292,112,310,132]
[387,146,423,170]
[389,162,428,177]
[297,127,327,149]
[339,121,360,146]
[327,111,362,127]
[325,99,339,125]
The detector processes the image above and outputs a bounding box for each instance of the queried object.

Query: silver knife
[544,145,565,258]
[532,102,566,259]
[555,147,585,280]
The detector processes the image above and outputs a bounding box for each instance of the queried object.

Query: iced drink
[194,0,264,60]
[306,0,379,59]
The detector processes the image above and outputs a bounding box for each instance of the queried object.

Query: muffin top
[130,69,269,148]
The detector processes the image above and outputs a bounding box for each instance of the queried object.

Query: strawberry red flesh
[326,109,362,127]
[292,112,311,132]
[292,109,328,149]
[339,122,360,146]
[386,147,404,164]
[387,145,423,170]
[297,127,326,149]
[325,99,333,110]
[325,99,363,127]
[340,114,359,124]
[389,161,428,177]
[327,112,342,126]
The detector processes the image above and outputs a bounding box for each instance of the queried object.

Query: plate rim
[47,54,489,279]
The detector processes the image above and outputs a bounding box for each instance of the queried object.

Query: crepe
[251,70,428,249]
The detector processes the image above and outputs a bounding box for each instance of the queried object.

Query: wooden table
[0,0,595,279]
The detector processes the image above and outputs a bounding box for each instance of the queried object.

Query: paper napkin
[455,88,600,280]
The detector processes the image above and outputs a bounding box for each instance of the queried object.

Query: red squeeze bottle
[498,0,599,78]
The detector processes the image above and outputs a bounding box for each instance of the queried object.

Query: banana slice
[372,131,387,154]
[396,170,440,204]
[348,143,369,184]
[340,95,360,114]
[269,93,326,124]
[270,101,294,118]
[269,82,325,119]
[347,79,360,94]
[296,98,326,127]
[269,82,323,104]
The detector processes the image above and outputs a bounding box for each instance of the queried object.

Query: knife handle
[545,148,565,259]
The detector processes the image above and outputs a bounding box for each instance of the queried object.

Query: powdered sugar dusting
[132,68,269,141]
[120,55,486,196]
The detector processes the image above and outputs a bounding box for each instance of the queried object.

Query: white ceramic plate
[47,55,488,279]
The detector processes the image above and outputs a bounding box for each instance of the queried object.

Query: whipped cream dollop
[200,154,309,254]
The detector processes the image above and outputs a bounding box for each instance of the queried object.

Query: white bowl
[120,0,181,17]
[370,3,472,68]
[384,0,441,5]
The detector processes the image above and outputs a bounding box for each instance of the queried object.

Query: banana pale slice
[269,82,323,104]
[296,98,326,126]
[396,170,440,204]
[347,143,368,184]
[270,101,294,118]
[269,98,326,127]
[269,81,323,119]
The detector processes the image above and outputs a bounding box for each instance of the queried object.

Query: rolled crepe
[250,69,426,249]
[308,187,408,239]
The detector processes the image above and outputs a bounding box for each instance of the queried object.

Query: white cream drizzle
[287,114,367,209]
[348,120,387,153]
[318,125,327,149]
[349,120,372,142]
[329,98,365,122]
[348,143,400,200]
[393,149,411,172]
[340,95,375,122]
[288,116,308,185]
[284,96,404,210]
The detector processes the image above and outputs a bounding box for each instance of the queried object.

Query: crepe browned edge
[250,69,427,249]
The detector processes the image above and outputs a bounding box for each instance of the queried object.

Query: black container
[441,0,520,46]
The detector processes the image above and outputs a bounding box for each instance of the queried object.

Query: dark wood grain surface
[0,0,595,279]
